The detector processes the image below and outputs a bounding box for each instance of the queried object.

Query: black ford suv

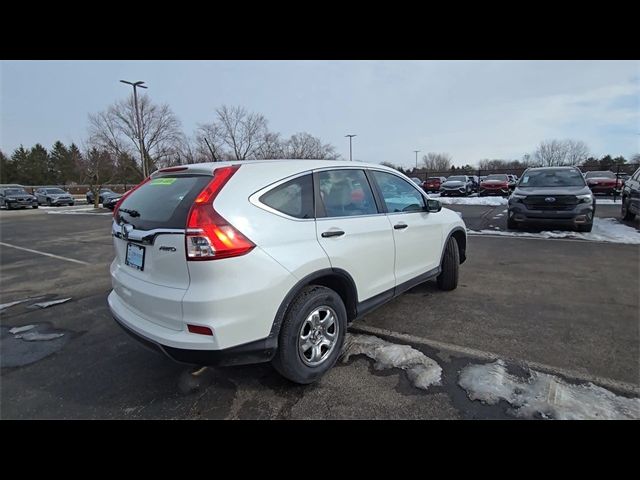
[621,167,640,221]
[507,166,595,232]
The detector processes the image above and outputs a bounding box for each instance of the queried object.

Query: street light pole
[345,134,356,161]
[414,150,420,170]
[120,80,148,178]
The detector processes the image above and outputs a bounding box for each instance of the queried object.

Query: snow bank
[458,360,640,420]
[341,333,442,390]
[433,196,508,206]
[469,218,640,244]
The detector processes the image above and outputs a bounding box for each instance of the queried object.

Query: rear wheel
[437,236,459,291]
[272,285,347,384]
[47,198,52,206]
[622,197,635,221]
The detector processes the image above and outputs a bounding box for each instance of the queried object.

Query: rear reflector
[187,324,213,336]
[185,166,255,261]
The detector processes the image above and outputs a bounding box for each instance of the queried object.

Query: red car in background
[479,174,511,196]
[422,176,447,193]
[584,171,623,195]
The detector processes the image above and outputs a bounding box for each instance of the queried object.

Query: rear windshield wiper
[119,208,140,217]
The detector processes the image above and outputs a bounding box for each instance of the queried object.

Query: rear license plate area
[125,243,145,271]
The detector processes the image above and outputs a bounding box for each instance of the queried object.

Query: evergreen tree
[26,144,50,185]
[1,150,17,183]
[68,143,83,184]
[10,146,30,184]
[49,141,69,185]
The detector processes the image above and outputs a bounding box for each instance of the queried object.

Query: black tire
[272,285,347,385]
[437,236,459,291]
[47,198,52,206]
[577,222,593,233]
[622,197,635,221]
[32,204,38,209]
[507,216,518,230]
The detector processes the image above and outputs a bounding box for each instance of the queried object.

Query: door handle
[394,223,408,230]
[321,230,345,238]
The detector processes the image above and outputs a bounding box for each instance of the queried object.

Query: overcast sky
[1,60,638,168]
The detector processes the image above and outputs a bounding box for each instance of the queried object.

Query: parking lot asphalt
[1,204,638,419]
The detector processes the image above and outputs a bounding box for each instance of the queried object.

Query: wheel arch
[269,268,358,345]
[442,227,467,265]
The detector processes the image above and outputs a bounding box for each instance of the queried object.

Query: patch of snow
[469,218,640,244]
[341,334,442,390]
[47,207,111,216]
[438,196,508,206]
[9,325,36,334]
[595,199,621,205]
[15,332,65,341]
[0,300,27,312]
[458,360,640,420]
[31,298,72,308]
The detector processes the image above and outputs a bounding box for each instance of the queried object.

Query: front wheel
[507,216,518,230]
[577,223,593,233]
[32,204,38,209]
[437,236,460,291]
[272,285,347,385]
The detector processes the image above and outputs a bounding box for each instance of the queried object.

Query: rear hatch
[111,173,213,330]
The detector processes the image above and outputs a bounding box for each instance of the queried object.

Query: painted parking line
[349,324,640,396]
[0,242,90,266]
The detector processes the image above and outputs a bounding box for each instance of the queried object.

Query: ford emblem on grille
[545,197,556,203]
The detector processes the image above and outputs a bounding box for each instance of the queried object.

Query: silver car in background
[34,187,75,206]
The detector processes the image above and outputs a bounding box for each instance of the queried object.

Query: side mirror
[426,199,442,213]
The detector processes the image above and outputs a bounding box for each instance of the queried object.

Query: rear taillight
[113,176,151,218]
[185,165,255,261]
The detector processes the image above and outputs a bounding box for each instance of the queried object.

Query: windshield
[485,174,508,181]
[46,188,66,194]
[447,176,466,182]
[585,171,615,179]
[519,169,586,188]
[4,188,27,195]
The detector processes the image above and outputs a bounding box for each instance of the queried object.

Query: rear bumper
[112,311,276,366]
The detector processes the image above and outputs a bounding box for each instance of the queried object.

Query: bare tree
[78,146,117,208]
[533,139,590,167]
[564,140,590,166]
[422,152,452,172]
[215,105,269,160]
[280,132,339,159]
[254,132,285,159]
[88,94,184,177]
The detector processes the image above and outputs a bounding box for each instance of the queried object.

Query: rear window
[485,175,508,181]
[260,174,314,219]
[117,175,212,230]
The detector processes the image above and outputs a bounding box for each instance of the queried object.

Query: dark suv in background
[508,166,595,232]
[621,167,640,221]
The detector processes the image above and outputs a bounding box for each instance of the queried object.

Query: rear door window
[116,175,212,231]
[260,174,314,219]
[317,169,378,217]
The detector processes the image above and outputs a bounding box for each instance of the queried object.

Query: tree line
[1,95,340,187]
[384,139,639,176]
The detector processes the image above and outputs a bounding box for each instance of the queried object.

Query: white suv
[108,160,467,384]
